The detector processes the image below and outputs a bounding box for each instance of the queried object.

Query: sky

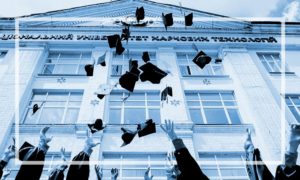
[0,0,299,21]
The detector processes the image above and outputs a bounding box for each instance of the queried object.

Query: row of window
[24,90,300,124]
[38,51,288,76]
[5,152,248,180]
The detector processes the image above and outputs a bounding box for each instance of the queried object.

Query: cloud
[283,1,300,21]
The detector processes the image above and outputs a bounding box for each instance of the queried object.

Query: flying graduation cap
[192,51,212,69]
[121,127,137,147]
[96,51,107,67]
[136,6,145,23]
[137,119,156,137]
[85,53,107,77]
[95,84,113,100]
[142,51,150,63]
[185,13,193,26]
[161,86,173,102]
[121,26,130,43]
[162,13,173,30]
[116,38,125,55]
[107,34,120,48]
[139,62,168,84]
[88,119,105,133]
[32,102,45,115]
[119,59,141,92]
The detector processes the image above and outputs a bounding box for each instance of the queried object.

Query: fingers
[160,124,167,133]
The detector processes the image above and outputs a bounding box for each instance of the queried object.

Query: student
[94,166,119,180]
[244,124,300,179]
[48,147,68,180]
[66,130,100,180]
[161,120,209,180]
[0,138,15,179]
[16,127,52,180]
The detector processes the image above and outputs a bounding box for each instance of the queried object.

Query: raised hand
[144,167,153,180]
[39,126,52,145]
[95,165,103,180]
[111,168,119,180]
[160,120,178,140]
[85,130,101,148]
[244,128,254,152]
[288,124,300,153]
[2,137,15,162]
[2,168,11,180]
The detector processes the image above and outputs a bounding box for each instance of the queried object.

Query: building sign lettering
[0,33,278,43]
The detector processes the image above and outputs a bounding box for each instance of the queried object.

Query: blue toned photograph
[0,0,300,179]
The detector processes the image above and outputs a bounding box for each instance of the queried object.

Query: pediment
[19,0,251,30]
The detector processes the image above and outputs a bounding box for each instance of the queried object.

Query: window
[109,92,161,124]
[177,52,224,76]
[257,53,289,73]
[42,51,92,75]
[23,91,83,124]
[185,92,242,124]
[111,52,156,76]
[285,95,300,122]
[102,152,167,180]
[5,151,71,180]
[198,152,248,180]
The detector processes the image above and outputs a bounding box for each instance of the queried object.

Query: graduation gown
[15,141,48,180]
[48,164,68,180]
[0,160,8,179]
[173,139,209,180]
[66,151,90,180]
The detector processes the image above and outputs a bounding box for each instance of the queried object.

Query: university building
[0,0,300,179]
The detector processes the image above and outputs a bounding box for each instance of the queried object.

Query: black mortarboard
[162,13,173,30]
[116,38,125,55]
[19,141,34,161]
[107,34,121,48]
[185,13,193,26]
[139,62,167,84]
[121,26,130,42]
[97,52,106,66]
[215,58,222,63]
[192,51,212,69]
[119,71,139,92]
[136,7,145,23]
[161,86,173,101]
[32,104,39,114]
[142,51,150,63]
[121,127,137,147]
[85,64,94,76]
[137,119,156,137]
[88,119,105,133]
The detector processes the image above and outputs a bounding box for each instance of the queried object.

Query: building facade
[0,0,300,179]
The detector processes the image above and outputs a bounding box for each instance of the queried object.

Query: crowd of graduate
[0,120,300,180]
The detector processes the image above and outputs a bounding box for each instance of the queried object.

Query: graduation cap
[121,26,130,42]
[84,64,94,76]
[88,119,105,133]
[121,127,137,147]
[136,7,145,23]
[96,52,107,66]
[142,51,150,63]
[116,38,125,55]
[119,71,139,92]
[107,34,121,48]
[137,119,156,137]
[185,13,193,26]
[192,51,212,69]
[95,84,113,100]
[139,62,168,84]
[162,13,173,30]
[215,58,222,63]
[32,104,39,114]
[161,86,173,102]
